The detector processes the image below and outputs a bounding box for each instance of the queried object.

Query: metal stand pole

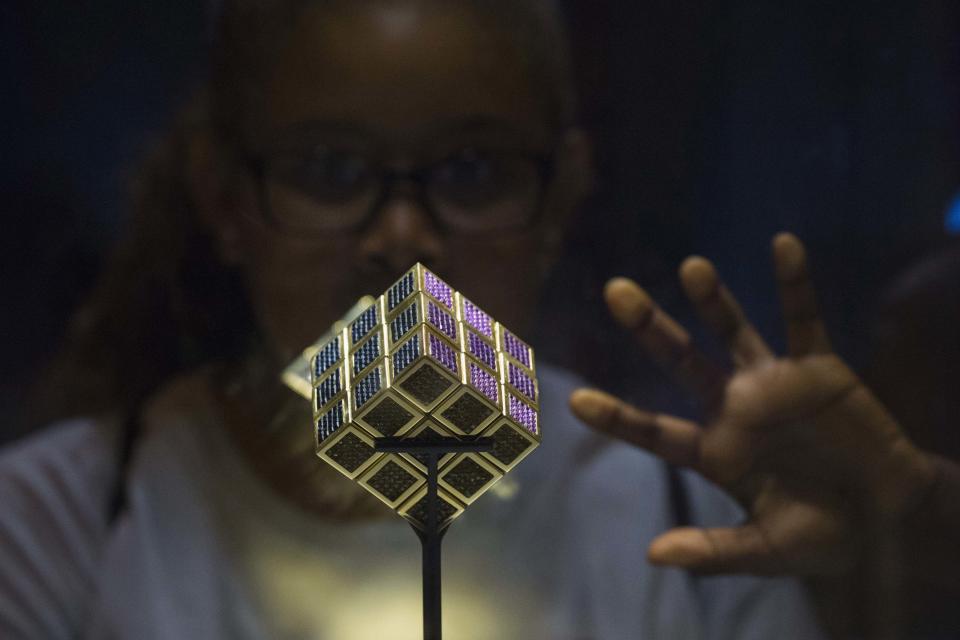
[418,453,444,640]
[375,436,494,640]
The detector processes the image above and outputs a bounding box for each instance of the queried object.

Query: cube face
[301,264,540,528]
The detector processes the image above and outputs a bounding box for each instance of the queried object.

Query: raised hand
[569,233,936,576]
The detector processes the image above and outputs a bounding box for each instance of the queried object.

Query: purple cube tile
[508,362,537,402]
[502,329,531,369]
[469,362,499,404]
[509,394,538,435]
[461,298,493,339]
[467,331,497,371]
[423,269,454,309]
[428,333,459,374]
[427,300,457,341]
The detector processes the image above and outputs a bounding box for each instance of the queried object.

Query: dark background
[2,0,958,442]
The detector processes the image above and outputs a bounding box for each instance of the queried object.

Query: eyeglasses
[246,145,555,235]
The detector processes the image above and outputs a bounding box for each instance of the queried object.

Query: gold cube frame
[286,264,541,528]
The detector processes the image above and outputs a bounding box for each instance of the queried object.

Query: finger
[647,524,783,575]
[605,278,727,407]
[772,233,831,356]
[679,256,774,368]
[569,388,702,469]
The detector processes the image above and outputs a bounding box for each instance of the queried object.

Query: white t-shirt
[0,365,824,639]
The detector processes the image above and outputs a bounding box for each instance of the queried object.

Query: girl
[0,1,823,638]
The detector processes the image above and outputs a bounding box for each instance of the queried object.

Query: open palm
[570,233,934,576]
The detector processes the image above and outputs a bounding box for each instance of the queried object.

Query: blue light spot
[946,192,960,235]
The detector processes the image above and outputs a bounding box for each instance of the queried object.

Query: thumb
[647,524,783,575]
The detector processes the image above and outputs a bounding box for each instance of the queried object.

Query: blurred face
[209,2,589,360]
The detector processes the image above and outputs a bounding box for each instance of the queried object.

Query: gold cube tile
[398,421,461,474]
[398,486,465,531]
[353,390,423,438]
[388,326,461,412]
[358,454,425,509]
[438,453,503,505]
[317,424,381,479]
[433,383,499,436]
[479,419,539,473]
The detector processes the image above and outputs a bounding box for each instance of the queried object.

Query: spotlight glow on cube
[284,264,541,530]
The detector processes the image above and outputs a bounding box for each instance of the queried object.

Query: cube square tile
[480,419,539,473]
[388,292,459,347]
[317,423,381,479]
[438,453,503,505]
[399,420,461,473]
[398,486,465,531]
[385,265,456,318]
[358,454,425,509]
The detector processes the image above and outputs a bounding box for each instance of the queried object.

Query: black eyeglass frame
[242,148,558,236]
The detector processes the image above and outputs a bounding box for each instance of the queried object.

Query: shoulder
[1,417,115,476]
[0,419,117,638]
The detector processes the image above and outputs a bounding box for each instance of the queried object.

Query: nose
[356,193,445,277]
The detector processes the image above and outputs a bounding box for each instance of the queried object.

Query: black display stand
[375,436,494,640]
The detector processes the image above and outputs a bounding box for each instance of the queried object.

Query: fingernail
[604,278,651,329]
[678,256,718,301]
[569,389,606,423]
[773,233,806,280]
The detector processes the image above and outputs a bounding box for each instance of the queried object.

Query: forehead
[255,3,551,147]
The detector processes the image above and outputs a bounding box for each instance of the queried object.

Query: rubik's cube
[296,264,540,530]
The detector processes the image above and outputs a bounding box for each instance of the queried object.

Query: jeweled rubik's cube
[289,264,540,530]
